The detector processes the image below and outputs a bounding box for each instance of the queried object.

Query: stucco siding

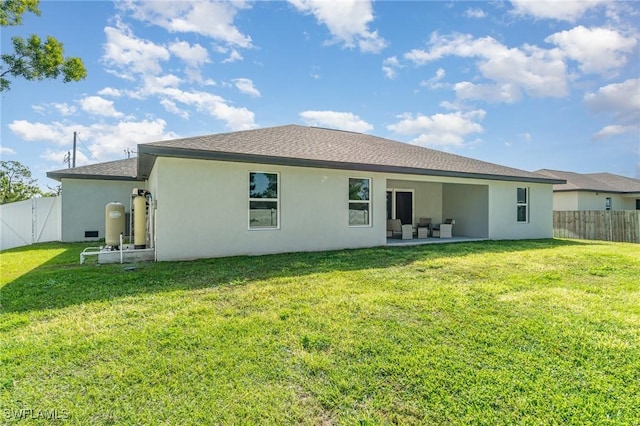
[577,192,636,211]
[149,158,555,260]
[386,180,443,224]
[487,182,554,239]
[443,183,489,238]
[553,191,639,211]
[553,192,579,211]
[152,157,386,261]
[61,178,141,242]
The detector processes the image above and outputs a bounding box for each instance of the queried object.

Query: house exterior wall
[553,192,579,210]
[61,178,141,242]
[149,158,555,261]
[443,183,489,238]
[151,157,387,261]
[386,180,443,224]
[553,191,639,211]
[386,175,549,240]
[487,181,554,239]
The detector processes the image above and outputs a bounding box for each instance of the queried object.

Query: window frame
[348,177,372,227]
[248,171,280,230]
[516,187,529,223]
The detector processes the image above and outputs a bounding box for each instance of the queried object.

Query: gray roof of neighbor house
[536,169,640,193]
[136,125,562,184]
[47,158,140,181]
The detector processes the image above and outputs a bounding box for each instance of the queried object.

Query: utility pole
[63,151,71,168]
[72,131,77,168]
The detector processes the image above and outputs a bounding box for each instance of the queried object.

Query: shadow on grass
[1,239,588,314]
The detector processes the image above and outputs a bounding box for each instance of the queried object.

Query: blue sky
[1,0,639,189]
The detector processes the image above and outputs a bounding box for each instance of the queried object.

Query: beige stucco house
[49,125,563,261]
[536,169,640,211]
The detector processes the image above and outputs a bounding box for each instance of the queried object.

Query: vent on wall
[85,231,99,238]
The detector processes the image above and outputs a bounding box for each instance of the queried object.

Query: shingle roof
[47,158,139,181]
[536,169,640,193]
[137,125,561,184]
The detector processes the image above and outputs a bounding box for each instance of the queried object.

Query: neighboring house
[536,169,640,211]
[47,158,143,242]
[49,125,563,261]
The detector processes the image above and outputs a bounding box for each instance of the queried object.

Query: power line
[75,133,100,163]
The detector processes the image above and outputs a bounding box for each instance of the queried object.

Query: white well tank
[133,195,147,249]
[105,202,125,247]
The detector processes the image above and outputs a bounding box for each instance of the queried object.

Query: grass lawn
[1,239,639,425]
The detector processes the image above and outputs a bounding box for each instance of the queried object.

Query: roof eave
[46,171,141,182]
[137,145,564,184]
[553,188,639,194]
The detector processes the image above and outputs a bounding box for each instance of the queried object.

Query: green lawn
[1,240,639,425]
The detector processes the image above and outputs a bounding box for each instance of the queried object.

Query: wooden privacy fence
[554,210,640,243]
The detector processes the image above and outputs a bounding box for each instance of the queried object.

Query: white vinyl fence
[0,197,61,251]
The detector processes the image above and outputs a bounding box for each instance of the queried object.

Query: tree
[0,160,41,204]
[0,0,87,92]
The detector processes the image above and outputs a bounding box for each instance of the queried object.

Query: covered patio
[386,178,490,241]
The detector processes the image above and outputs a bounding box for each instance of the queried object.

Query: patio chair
[433,218,454,238]
[417,217,432,238]
[387,219,413,240]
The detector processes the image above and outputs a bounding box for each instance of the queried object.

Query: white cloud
[160,99,190,119]
[168,40,210,68]
[510,0,607,22]
[8,120,69,144]
[233,78,261,98]
[404,32,568,100]
[152,87,256,131]
[454,81,523,103]
[545,26,637,76]
[584,78,640,115]
[592,124,636,140]
[382,56,401,79]
[216,46,244,63]
[387,110,486,148]
[299,110,373,133]
[464,8,487,19]
[97,87,123,98]
[88,119,176,159]
[12,118,178,163]
[168,40,211,82]
[420,68,447,89]
[33,103,77,116]
[105,69,255,131]
[52,103,77,116]
[140,74,183,94]
[102,22,170,77]
[584,78,640,139]
[1,146,16,155]
[222,49,244,63]
[288,0,387,53]
[79,96,124,118]
[120,0,253,48]
[42,149,91,167]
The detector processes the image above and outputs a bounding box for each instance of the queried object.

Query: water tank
[133,195,147,249]
[105,202,125,247]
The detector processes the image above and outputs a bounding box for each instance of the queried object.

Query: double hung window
[249,172,279,229]
[517,187,529,223]
[349,178,371,226]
